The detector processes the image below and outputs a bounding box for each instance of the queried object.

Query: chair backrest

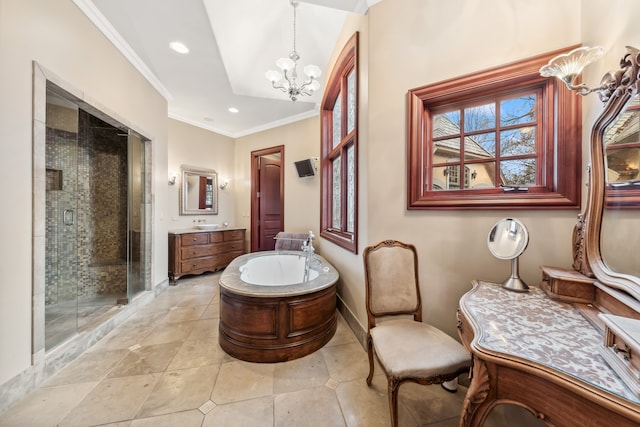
[363,240,422,329]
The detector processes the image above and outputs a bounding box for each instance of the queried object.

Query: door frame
[250,145,285,252]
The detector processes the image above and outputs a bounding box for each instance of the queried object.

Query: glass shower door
[45,89,79,350]
[127,132,146,300]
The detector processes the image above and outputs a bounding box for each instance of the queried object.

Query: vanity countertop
[168,226,245,235]
[460,281,639,403]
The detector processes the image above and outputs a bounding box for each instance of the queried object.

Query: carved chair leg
[366,335,374,385]
[388,377,400,427]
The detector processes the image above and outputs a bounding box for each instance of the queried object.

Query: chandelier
[265,0,321,102]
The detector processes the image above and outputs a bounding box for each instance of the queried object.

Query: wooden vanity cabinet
[169,229,245,284]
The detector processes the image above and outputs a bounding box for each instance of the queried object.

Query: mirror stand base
[503,277,529,293]
[502,257,529,293]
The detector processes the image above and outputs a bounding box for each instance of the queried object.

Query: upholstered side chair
[363,240,471,427]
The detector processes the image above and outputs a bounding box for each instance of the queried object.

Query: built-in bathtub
[219,251,339,362]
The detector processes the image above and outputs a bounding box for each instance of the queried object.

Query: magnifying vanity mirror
[179,165,218,215]
[487,217,529,292]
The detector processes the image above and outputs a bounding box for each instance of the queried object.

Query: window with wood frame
[321,32,358,253]
[407,47,582,210]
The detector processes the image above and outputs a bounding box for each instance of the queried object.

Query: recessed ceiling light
[228,107,239,114]
[169,41,189,54]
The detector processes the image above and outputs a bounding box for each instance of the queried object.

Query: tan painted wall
[0,0,169,386]
[167,119,236,230]
[234,117,322,245]
[323,0,584,338]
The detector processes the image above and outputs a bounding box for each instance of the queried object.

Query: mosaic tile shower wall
[45,109,128,306]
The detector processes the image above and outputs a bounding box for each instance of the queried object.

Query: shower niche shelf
[46,168,63,191]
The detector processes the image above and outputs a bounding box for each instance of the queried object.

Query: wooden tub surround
[218,251,339,363]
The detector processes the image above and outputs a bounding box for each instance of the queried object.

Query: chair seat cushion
[370,319,470,380]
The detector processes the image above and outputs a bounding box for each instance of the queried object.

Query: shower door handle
[63,209,75,225]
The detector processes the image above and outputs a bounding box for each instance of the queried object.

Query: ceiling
[75,0,380,138]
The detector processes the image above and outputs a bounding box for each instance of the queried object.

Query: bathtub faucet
[302,231,315,282]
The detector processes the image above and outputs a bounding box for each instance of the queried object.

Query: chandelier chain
[292,1,297,53]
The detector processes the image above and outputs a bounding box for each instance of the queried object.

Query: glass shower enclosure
[44,86,148,350]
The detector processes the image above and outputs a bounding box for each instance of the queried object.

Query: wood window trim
[407,45,582,210]
[321,32,359,253]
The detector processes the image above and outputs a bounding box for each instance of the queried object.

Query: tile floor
[0,273,509,427]
[45,294,126,350]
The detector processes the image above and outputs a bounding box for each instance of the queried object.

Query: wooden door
[251,146,284,252]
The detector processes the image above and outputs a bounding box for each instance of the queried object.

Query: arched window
[320,33,358,253]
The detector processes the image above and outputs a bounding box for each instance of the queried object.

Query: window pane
[500,127,536,156]
[347,145,355,232]
[469,162,497,188]
[347,70,356,133]
[432,165,461,190]
[332,157,341,228]
[433,137,460,159]
[500,94,536,126]
[432,111,461,138]
[333,94,342,149]
[465,132,495,160]
[464,103,495,132]
[500,159,536,186]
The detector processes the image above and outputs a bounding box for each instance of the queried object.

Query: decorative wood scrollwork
[572,213,593,277]
[461,358,490,426]
[597,46,640,103]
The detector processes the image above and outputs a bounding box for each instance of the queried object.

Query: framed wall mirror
[602,94,640,279]
[581,46,640,303]
[179,165,218,215]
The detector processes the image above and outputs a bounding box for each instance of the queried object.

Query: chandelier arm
[271,82,289,92]
[298,78,316,90]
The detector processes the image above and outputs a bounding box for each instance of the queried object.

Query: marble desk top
[460,281,640,403]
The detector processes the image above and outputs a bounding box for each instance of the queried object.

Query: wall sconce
[539,46,605,95]
[168,173,178,186]
[471,170,478,180]
[220,179,230,190]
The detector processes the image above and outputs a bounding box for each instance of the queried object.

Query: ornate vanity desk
[457,281,640,426]
[457,46,640,426]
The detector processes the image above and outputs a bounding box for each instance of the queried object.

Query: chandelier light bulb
[303,64,321,79]
[265,70,282,83]
[276,57,296,71]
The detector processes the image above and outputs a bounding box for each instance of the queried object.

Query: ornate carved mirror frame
[576,46,640,305]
